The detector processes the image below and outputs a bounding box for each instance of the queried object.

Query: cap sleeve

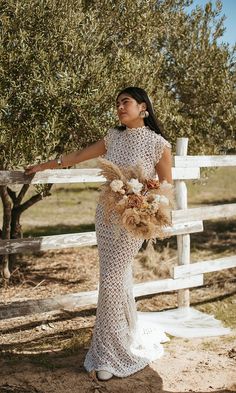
[154,134,172,165]
[103,128,114,150]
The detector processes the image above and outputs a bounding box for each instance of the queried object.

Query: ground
[0,334,235,393]
[0,243,235,393]
[0,166,235,392]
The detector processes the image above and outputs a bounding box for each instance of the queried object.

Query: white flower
[153,194,161,203]
[160,180,173,191]
[126,178,143,194]
[152,193,169,207]
[159,195,169,205]
[110,179,124,193]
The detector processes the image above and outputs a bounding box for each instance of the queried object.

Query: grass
[194,293,236,329]
[187,166,236,206]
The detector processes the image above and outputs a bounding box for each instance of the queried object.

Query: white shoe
[97,370,113,381]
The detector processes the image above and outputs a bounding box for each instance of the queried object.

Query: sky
[184,0,236,48]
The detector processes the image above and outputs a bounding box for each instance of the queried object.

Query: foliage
[0,0,235,173]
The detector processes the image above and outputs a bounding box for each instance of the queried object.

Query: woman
[24,86,173,381]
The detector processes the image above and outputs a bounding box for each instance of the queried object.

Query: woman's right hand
[24,163,44,176]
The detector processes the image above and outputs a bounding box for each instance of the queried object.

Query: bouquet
[97,157,176,240]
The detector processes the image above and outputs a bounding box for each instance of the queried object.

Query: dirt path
[0,332,235,393]
[0,238,235,393]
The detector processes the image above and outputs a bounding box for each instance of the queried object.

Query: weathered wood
[0,169,105,185]
[0,167,199,185]
[174,155,236,168]
[172,167,200,180]
[171,255,236,278]
[0,221,203,255]
[172,203,236,223]
[0,232,97,255]
[133,274,203,297]
[0,141,235,319]
[169,220,203,235]
[175,138,190,308]
[0,274,203,320]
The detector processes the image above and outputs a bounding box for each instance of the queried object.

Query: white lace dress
[83,125,172,378]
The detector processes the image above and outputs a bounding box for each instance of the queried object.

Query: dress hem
[83,359,151,378]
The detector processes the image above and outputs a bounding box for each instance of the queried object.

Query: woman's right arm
[24,138,106,175]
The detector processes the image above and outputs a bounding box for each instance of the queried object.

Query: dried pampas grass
[97,156,176,240]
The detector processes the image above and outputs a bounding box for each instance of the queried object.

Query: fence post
[175,137,190,308]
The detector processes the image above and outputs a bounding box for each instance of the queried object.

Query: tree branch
[16,184,30,205]
[6,187,17,204]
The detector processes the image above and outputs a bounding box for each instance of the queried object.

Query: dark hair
[115,86,166,138]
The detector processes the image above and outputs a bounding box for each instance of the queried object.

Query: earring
[140,110,149,118]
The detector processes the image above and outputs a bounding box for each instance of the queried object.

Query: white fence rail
[0,137,235,318]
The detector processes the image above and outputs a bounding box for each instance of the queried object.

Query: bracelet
[56,155,63,166]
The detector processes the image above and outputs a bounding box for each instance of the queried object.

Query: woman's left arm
[155,146,173,185]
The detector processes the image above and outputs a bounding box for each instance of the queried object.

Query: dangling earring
[140,110,149,118]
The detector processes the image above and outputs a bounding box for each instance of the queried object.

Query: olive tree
[0,0,235,278]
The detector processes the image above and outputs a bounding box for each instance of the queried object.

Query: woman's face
[116,93,146,126]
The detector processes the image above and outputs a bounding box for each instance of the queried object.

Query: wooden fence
[0,137,236,319]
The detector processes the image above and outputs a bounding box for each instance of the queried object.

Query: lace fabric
[83,125,172,377]
[102,126,171,174]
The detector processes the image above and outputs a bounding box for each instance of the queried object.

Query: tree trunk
[9,206,23,272]
[0,186,12,279]
[0,183,53,278]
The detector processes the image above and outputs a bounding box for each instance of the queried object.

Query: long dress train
[83,125,231,378]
